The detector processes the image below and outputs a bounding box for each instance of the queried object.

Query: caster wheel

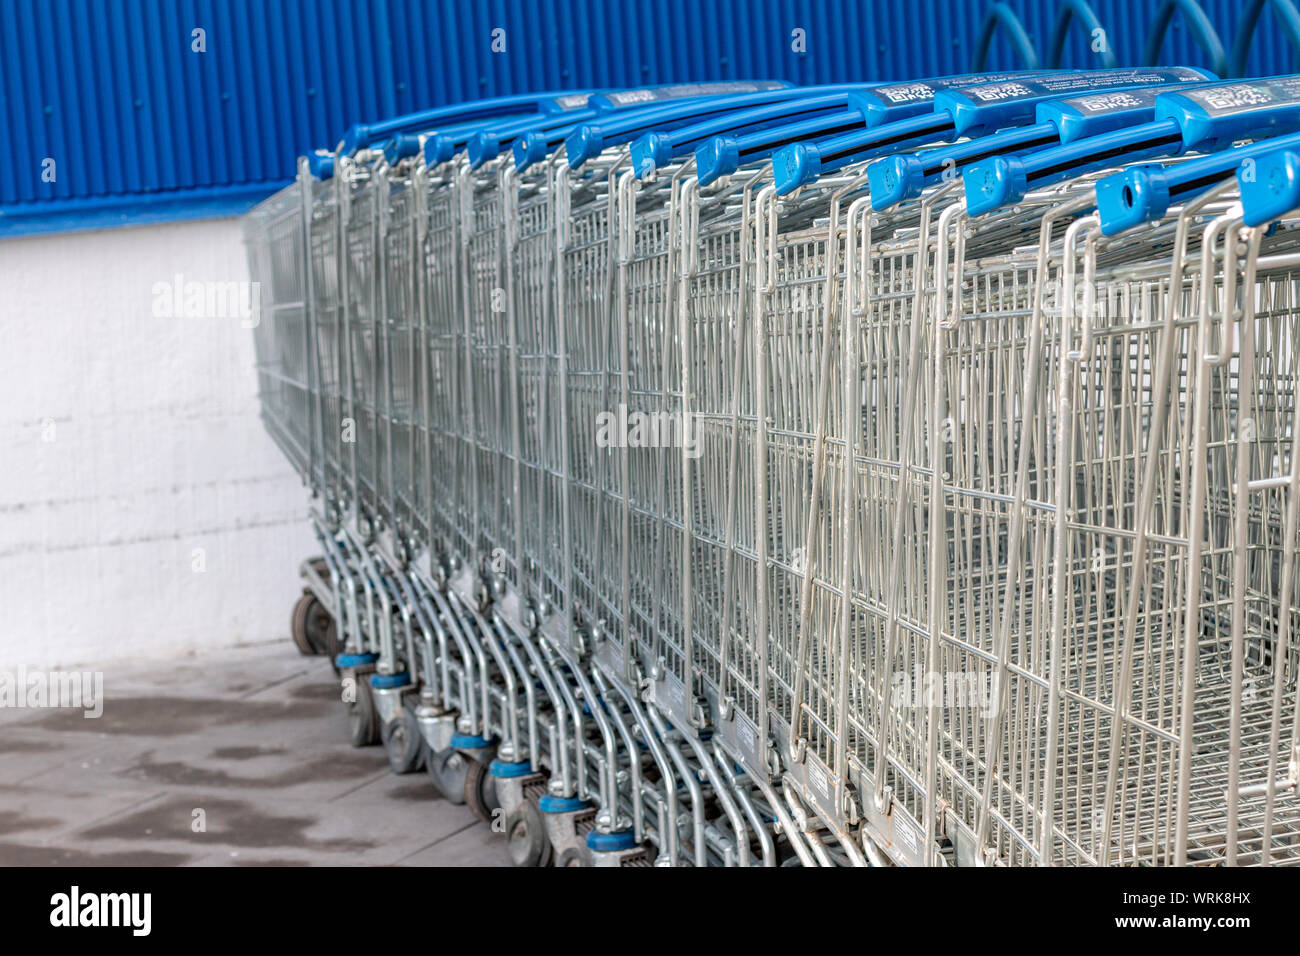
[505,802,553,867]
[325,619,343,677]
[380,699,424,774]
[555,847,588,867]
[464,757,500,825]
[425,745,468,804]
[291,592,330,656]
[347,674,380,748]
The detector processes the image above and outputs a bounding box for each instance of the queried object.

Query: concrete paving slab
[0,642,505,866]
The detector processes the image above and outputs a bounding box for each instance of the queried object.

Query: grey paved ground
[0,642,510,866]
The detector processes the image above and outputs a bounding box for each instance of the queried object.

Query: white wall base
[1,217,314,669]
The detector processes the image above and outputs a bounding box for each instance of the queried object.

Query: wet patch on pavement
[29,695,332,736]
[123,750,381,788]
[80,795,376,853]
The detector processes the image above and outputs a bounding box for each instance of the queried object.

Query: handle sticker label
[961,67,1206,105]
[1179,78,1300,115]
[602,81,785,107]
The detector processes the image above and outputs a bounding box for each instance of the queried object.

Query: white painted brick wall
[0,218,314,669]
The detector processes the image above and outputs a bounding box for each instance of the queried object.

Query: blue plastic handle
[966,75,1300,216]
[587,80,791,111]
[381,134,423,166]
[1240,144,1300,226]
[544,91,605,113]
[846,71,1055,125]
[468,108,600,167]
[563,86,867,169]
[338,90,597,154]
[637,94,863,179]
[441,87,759,167]
[525,86,786,169]
[695,71,1052,186]
[769,112,963,194]
[515,120,600,170]
[420,115,532,166]
[870,78,1213,209]
[772,68,1208,195]
[964,120,1184,216]
[307,150,335,180]
[1035,81,1215,142]
[868,124,1061,209]
[1156,77,1300,151]
[629,85,883,178]
[1097,130,1300,232]
[939,67,1212,137]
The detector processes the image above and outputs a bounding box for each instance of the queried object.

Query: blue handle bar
[847,71,1056,124]
[468,109,601,167]
[1097,130,1300,232]
[636,94,861,179]
[868,124,1061,209]
[421,115,534,167]
[1240,143,1300,226]
[697,110,875,186]
[587,80,791,111]
[629,85,883,178]
[965,75,1300,216]
[770,111,962,194]
[467,87,761,168]
[515,121,598,170]
[964,120,1184,216]
[564,86,870,169]
[525,89,769,169]
[307,150,335,180]
[382,134,424,166]
[939,67,1213,137]
[1156,78,1300,151]
[1035,82,1215,142]
[871,78,1213,210]
[694,71,1053,187]
[339,90,598,154]
[772,68,1207,195]
[527,90,800,171]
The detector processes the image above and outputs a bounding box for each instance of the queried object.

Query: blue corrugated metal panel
[4,0,1300,238]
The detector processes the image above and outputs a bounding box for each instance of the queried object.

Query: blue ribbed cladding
[3,0,1297,236]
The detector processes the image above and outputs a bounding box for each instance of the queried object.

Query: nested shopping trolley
[244,70,1300,866]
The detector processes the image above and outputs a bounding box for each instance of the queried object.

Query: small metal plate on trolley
[717,711,765,778]
[788,752,840,825]
[646,671,693,730]
[851,766,930,867]
[592,640,631,691]
[448,565,478,608]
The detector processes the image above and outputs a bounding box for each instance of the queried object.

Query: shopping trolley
[376,95,628,819]
[565,87,900,865]
[896,81,1300,866]
[245,178,352,666]
[449,84,804,862]
[245,70,1300,867]
[677,68,1214,863]
[246,184,312,479]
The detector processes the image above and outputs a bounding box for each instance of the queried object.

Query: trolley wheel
[325,619,343,677]
[291,590,332,658]
[380,699,424,775]
[347,675,380,748]
[463,757,500,824]
[425,745,468,804]
[555,847,588,867]
[505,802,553,868]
